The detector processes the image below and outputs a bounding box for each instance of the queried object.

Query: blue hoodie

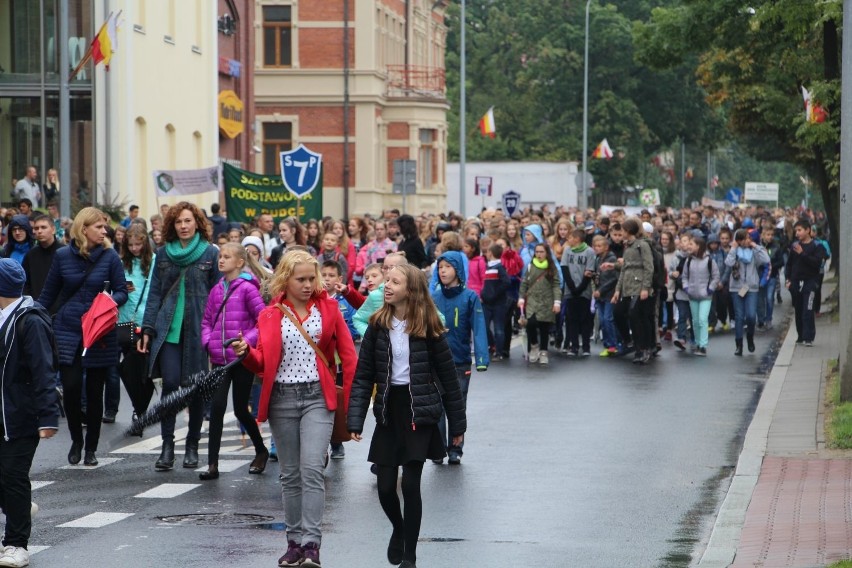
[520,224,564,287]
[431,251,489,370]
[3,215,34,264]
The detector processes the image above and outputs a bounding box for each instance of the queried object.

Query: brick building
[253,0,449,219]
[218,0,254,170]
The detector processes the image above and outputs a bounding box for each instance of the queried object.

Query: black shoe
[83,451,98,466]
[68,442,82,465]
[155,441,175,472]
[695,346,707,357]
[101,412,116,424]
[249,448,270,474]
[448,453,461,465]
[747,334,755,353]
[183,438,199,469]
[199,465,219,481]
[735,340,743,356]
[387,532,404,565]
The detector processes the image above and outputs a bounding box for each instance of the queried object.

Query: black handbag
[117,278,148,348]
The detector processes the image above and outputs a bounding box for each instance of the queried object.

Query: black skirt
[368,385,446,466]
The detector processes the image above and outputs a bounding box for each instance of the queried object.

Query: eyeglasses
[11,227,26,233]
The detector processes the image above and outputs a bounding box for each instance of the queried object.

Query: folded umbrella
[81,282,119,356]
[126,338,246,437]
[119,349,155,422]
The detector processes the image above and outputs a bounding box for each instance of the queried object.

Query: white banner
[744,181,779,202]
[599,205,646,217]
[153,166,220,198]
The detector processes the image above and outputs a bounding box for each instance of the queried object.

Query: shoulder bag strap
[276,303,333,371]
[212,284,236,327]
[61,252,104,303]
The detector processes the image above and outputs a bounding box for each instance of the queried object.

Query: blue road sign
[726,187,743,204]
[279,144,323,198]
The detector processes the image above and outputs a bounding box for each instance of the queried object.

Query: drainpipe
[343,0,350,218]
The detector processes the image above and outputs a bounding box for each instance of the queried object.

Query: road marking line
[29,546,49,555]
[195,460,253,473]
[60,457,123,470]
[32,481,55,490]
[135,483,201,499]
[58,512,134,528]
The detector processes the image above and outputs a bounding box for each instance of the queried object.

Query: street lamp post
[580,0,591,211]
[459,0,466,217]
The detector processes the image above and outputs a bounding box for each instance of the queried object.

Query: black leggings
[376,463,424,563]
[525,318,551,351]
[207,364,265,465]
[60,360,108,452]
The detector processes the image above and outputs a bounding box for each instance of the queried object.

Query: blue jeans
[482,301,508,356]
[757,278,777,326]
[437,366,470,458]
[267,381,334,547]
[689,299,712,348]
[731,290,758,341]
[160,342,204,443]
[675,299,693,344]
[595,299,620,349]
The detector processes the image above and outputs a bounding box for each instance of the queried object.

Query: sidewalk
[699,279,847,568]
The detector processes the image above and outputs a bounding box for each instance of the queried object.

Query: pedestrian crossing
[57,512,135,528]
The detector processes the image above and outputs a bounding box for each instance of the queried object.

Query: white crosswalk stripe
[134,483,200,499]
[31,481,55,490]
[195,459,253,473]
[60,457,123,470]
[58,512,134,528]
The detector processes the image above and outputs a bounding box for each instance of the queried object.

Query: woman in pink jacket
[200,243,268,480]
[464,237,486,296]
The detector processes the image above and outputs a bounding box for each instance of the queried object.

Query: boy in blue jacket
[431,251,489,465]
[0,259,60,568]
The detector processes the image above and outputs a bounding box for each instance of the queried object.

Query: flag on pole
[69,11,120,80]
[591,138,613,159]
[478,107,496,138]
[801,86,827,124]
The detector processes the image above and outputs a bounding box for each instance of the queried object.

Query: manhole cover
[158,513,275,526]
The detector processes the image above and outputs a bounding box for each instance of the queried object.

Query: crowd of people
[0,197,832,568]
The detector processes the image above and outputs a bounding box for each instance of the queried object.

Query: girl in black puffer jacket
[348,264,466,568]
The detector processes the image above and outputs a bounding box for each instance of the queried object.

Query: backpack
[639,238,667,290]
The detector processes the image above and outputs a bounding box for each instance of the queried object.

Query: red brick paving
[731,457,852,567]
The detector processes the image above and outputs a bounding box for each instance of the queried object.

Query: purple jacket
[201,273,266,365]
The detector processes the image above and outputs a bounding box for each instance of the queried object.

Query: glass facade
[0,0,93,206]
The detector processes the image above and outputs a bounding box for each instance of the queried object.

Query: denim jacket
[141,244,220,383]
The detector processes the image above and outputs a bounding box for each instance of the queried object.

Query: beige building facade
[253,0,450,219]
[97,0,219,218]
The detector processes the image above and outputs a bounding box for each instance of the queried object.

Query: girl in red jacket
[232,249,356,568]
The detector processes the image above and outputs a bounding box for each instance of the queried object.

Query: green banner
[222,162,323,223]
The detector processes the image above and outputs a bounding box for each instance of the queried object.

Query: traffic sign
[475,176,493,196]
[279,144,323,198]
[392,160,417,195]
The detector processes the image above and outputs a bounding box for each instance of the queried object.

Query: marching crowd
[0,197,831,568]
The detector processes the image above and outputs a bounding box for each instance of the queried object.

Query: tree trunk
[812,148,839,273]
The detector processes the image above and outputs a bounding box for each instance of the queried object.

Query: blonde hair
[369,265,445,339]
[269,249,323,299]
[221,242,271,298]
[70,206,107,258]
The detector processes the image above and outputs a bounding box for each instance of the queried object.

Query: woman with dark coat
[138,202,221,472]
[396,214,427,269]
[38,207,128,466]
[348,264,466,568]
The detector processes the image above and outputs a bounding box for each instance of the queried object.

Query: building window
[263,6,292,67]
[418,129,434,189]
[263,122,292,174]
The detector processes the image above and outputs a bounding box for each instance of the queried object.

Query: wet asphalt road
[22,317,786,568]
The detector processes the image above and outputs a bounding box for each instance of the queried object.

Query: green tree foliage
[443,0,822,213]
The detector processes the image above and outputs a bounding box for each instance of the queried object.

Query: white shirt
[389,317,411,386]
[274,303,322,383]
[0,298,25,335]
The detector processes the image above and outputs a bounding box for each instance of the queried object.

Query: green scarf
[571,242,589,253]
[532,258,549,270]
[164,233,209,343]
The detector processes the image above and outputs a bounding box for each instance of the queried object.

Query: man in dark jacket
[22,214,64,313]
[785,220,827,345]
[0,258,60,568]
[207,203,229,240]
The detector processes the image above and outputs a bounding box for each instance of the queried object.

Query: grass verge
[826,561,852,568]
[824,359,852,449]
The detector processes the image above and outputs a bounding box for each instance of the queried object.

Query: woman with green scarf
[139,202,221,471]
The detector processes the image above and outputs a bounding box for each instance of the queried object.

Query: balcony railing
[385,65,446,99]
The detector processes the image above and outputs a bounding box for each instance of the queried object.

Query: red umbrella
[81,285,119,356]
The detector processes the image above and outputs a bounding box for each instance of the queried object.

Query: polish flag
[479,107,496,138]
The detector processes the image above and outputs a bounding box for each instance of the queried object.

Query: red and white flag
[478,107,496,138]
[592,138,613,159]
[801,86,827,124]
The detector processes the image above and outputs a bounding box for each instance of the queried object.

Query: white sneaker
[538,351,549,366]
[0,546,30,567]
[528,345,540,364]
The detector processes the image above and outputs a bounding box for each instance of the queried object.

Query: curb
[697,317,798,567]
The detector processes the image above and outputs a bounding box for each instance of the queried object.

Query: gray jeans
[267,381,334,546]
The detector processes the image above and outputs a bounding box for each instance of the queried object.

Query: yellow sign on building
[218,90,244,139]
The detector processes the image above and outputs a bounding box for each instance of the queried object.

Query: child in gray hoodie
[561,228,597,356]
[682,236,720,356]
